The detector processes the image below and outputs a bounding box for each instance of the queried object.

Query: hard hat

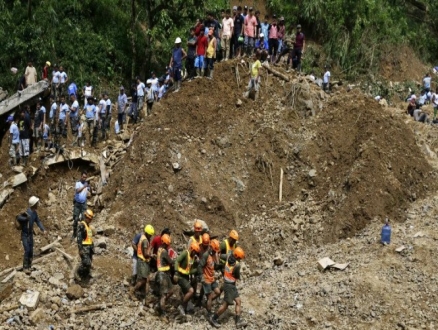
[229,229,239,241]
[84,209,94,219]
[194,220,203,232]
[46,61,51,66]
[161,234,171,245]
[259,33,264,38]
[210,239,220,252]
[202,233,210,245]
[146,79,152,84]
[175,37,182,43]
[6,115,14,122]
[189,241,200,253]
[144,224,155,235]
[233,247,245,259]
[10,67,18,74]
[28,196,39,207]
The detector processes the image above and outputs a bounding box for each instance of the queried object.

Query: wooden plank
[279,168,283,202]
[15,252,55,271]
[40,239,61,253]
[55,248,74,261]
[0,267,14,278]
[69,303,113,314]
[1,270,16,283]
[99,156,107,186]
[262,63,290,82]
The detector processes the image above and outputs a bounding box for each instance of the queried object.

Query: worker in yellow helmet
[174,240,201,316]
[129,224,155,303]
[209,247,247,328]
[74,209,94,284]
[220,229,239,256]
[187,219,204,248]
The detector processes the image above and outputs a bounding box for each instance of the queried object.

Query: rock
[66,284,84,300]
[231,177,246,192]
[51,303,59,311]
[95,237,107,249]
[273,254,284,266]
[102,225,115,236]
[50,296,61,306]
[308,169,317,177]
[168,184,174,192]
[29,308,44,325]
[53,273,64,281]
[48,277,62,287]
[19,291,40,310]
[12,166,24,173]
[47,192,57,205]
[317,257,335,271]
[236,99,243,107]
[216,137,231,148]
[172,162,182,171]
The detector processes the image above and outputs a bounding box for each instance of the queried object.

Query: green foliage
[267,0,438,79]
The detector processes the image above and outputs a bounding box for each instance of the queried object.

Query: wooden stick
[263,63,290,82]
[99,156,107,186]
[1,269,16,283]
[279,168,284,202]
[55,248,74,261]
[69,303,113,314]
[40,238,61,253]
[14,252,55,271]
[0,304,20,313]
[0,267,14,278]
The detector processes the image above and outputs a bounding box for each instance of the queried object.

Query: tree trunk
[28,0,31,20]
[130,0,136,80]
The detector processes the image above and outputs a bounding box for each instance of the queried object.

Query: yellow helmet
[144,224,155,235]
[84,209,94,219]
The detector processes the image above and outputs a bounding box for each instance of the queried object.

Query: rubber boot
[23,157,28,166]
[196,68,200,78]
[235,315,247,328]
[130,275,137,286]
[201,69,205,78]
[209,70,214,80]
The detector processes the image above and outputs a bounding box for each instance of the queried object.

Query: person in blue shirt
[8,115,20,166]
[117,87,128,129]
[72,171,90,240]
[68,82,78,98]
[49,95,57,130]
[69,94,80,139]
[131,232,142,285]
[84,97,97,146]
[17,196,47,274]
[169,37,187,93]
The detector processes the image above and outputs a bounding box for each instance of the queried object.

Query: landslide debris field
[1,60,438,329]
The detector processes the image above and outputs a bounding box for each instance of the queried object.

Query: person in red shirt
[292,24,306,71]
[150,228,171,272]
[195,29,208,77]
[243,7,258,56]
[42,61,51,80]
[194,18,204,37]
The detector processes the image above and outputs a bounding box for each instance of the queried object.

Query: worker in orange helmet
[220,229,239,255]
[174,240,201,316]
[193,232,212,305]
[209,247,247,328]
[154,234,175,316]
[199,239,221,317]
[187,219,204,248]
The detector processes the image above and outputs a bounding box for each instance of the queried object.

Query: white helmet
[146,79,152,84]
[175,37,182,43]
[29,196,39,207]
[259,33,264,38]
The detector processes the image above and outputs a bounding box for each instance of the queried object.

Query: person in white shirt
[136,77,146,117]
[25,61,37,85]
[221,9,234,61]
[323,66,331,92]
[146,80,155,116]
[432,87,438,120]
[59,66,68,97]
[149,72,159,101]
[423,73,432,92]
[51,66,61,100]
[83,82,93,107]
[104,93,112,137]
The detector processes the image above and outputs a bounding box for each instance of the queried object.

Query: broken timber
[69,303,113,314]
[262,63,290,82]
[44,149,99,166]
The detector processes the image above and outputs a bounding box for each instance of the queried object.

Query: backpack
[15,211,30,230]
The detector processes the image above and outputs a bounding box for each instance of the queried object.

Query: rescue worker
[150,227,171,272]
[154,234,174,316]
[194,233,212,305]
[130,230,143,285]
[200,239,221,317]
[187,220,203,248]
[209,247,247,328]
[129,224,154,302]
[74,209,94,282]
[17,196,47,274]
[219,230,239,269]
[174,241,201,316]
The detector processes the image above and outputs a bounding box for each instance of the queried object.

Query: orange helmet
[189,241,200,253]
[202,233,210,245]
[84,209,94,219]
[229,229,239,241]
[233,247,245,259]
[210,239,220,252]
[161,234,171,245]
[194,220,203,232]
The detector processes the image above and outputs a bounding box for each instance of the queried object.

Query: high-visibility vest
[177,250,193,275]
[203,254,215,284]
[224,257,239,284]
[137,235,150,262]
[81,221,93,245]
[225,239,236,254]
[190,235,202,245]
[157,247,170,272]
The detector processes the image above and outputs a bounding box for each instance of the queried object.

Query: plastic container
[381,218,391,244]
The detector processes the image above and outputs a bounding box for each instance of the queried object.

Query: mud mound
[303,90,435,241]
